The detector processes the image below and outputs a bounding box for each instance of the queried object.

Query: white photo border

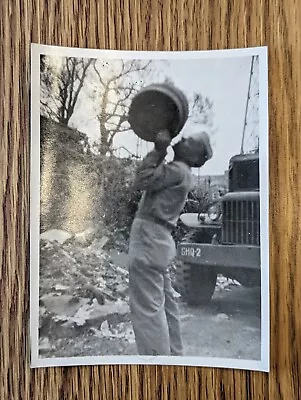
[30,43,269,371]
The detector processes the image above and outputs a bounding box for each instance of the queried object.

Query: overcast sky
[68,55,255,176]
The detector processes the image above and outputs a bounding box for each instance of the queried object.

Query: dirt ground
[180,285,261,360]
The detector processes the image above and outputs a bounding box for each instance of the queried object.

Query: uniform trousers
[128,218,183,356]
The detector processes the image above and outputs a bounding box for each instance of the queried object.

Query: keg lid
[128,83,189,142]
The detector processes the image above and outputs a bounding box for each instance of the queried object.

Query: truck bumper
[177,243,260,269]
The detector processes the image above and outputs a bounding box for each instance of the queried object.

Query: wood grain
[1,0,300,398]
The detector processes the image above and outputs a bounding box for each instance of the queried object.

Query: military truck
[176,151,261,305]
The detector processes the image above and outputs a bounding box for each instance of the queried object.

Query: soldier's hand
[155,130,172,152]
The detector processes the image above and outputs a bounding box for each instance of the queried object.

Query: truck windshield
[229,159,259,191]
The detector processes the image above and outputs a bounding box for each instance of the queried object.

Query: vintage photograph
[30,44,269,371]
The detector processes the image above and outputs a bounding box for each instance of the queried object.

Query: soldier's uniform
[128,149,192,356]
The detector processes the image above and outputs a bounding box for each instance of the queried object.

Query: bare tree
[41,56,93,125]
[89,59,153,155]
[190,93,215,128]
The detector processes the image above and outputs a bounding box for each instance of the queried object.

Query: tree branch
[93,61,106,88]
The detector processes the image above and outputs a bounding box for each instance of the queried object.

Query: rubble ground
[38,230,135,358]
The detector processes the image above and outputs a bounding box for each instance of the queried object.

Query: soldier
[129,130,213,356]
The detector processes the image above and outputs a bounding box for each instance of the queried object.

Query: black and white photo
[30,44,269,371]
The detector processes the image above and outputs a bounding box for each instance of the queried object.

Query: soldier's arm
[133,130,182,192]
[133,148,167,191]
[134,150,183,192]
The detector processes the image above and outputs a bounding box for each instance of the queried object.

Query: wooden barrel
[128,83,189,142]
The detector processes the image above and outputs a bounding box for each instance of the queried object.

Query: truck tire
[176,263,217,306]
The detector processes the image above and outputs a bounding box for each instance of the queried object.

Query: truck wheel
[176,263,217,306]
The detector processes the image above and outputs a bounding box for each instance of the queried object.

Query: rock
[45,299,131,329]
[108,250,129,269]
[213,313,230,322]
[40,293,90,317]
[88,300,130,320]
[74,227,98,246]
[115,283,128,296]
[95,276,107,288]
[112,322,136,344]
[90,320,135,344]
[122,325,136,344]
[114,265,129,276]
[97,235,110,249]
[215,275,241,292]
[70,302,95,326]
[88,236,110,253]
[39,337,52,351]
[40,229,73,244]
[83,283,105,305]
[55,284,70,291]
[100,320,111,336]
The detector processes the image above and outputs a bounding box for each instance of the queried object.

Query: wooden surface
[1,0,300,398]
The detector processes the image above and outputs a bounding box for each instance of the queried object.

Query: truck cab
[176,152,261,305]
